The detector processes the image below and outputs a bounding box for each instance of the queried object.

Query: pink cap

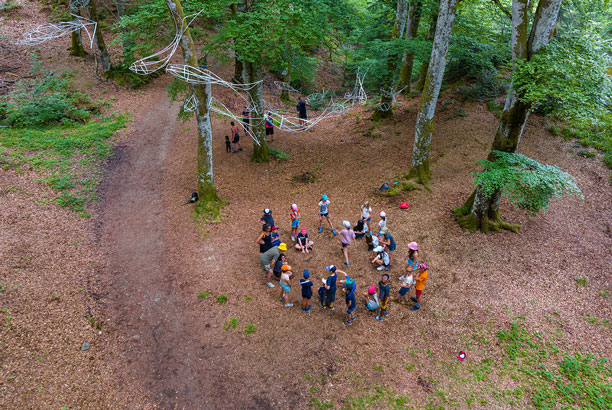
[368,285,376,295]
[291,204,298,211]
[301,228,307,234]
[418,263,428,270]
[408,242,418,251]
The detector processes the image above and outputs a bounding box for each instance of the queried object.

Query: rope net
[18,14,96,47]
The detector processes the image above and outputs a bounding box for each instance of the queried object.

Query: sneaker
[351,315,356,321]
[410,297,418,303]
[384,266,391,271]
[302,308,306,312]
[374,316,383,321]
[410,304,420,311]
[318,227,323,233]
[377,266,385,271]
[232,150,239,153]
[330,307,334,311]
[307,305,312,312]
[266,282,275,288]
[332,230,337,236]
[291,236,295,241]
[344,261,349,266]
[284,303,293,308]
[343,320,352,326]
[307,246,313,250]
[383,311,389,316]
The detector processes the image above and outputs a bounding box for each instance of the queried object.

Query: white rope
[17,14,97,48]
[273,81,301,94]
[69,0,90,11]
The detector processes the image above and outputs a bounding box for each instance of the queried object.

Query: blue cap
[326,265,336,272]
[321,194,328,200]
[303,269,310,279]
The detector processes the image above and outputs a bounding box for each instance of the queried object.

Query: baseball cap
[342,220,350,228]
[326,265,336,272]
[303,269,310,279]
[418,263,428,270]
[271,225,278,230]
[379,211,386,218]
[368,285,376,295]
[264,208,271,214]
[281,264,291,271]
[291,204,298,211]
[301,228,307,234]
[321,194,328,200]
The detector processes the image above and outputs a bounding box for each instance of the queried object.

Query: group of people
[256,195,430,326]
[225,96,310,153]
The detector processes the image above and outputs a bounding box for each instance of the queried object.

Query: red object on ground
[399,202,409,209]
[458,351,466,361]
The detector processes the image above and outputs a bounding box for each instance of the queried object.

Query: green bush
[445,34,507,83]
[458,69,507,102]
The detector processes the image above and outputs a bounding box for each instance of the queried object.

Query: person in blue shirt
[322,265,338,309]
[299,269,313,312]
[379,226,396,267]
[339,272,357,326]
[271,226,281,247]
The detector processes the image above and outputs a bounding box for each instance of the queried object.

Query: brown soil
[1,2,611,410]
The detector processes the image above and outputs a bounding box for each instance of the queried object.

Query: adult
[230,121,242,153]
[241,105,250,134]
[295,228,314,253]
[265,112,274,142]
[258,242,287,288]
[378,226,396,266]
[256,224,273,254]
[296,96,308,127]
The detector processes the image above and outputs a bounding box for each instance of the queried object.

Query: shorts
[399,287,410,296]
[341,242,349,248]
[291,219,300,228]
[299,112,307,120]
[366,302,379,311]
[362,217,371,222]
[280,283,291,293]
[367,244,374,252]
[415,289,423,297]
[388,244,397,252]
[320,212,329,217]
[265,127,274,135]
[324,290,336,304]
[346,298,356,314]
[380,299,388,310]
[232,134,239,143]
[355,232,365,238]
[302,292,312,299]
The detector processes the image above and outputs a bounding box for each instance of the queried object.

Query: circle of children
[256,195,429,326]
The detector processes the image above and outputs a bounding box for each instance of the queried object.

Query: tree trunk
[68,3,87,57]
[280,65,290,103]
[87,0,112,75]
[114,0,135,65]
[372,0,409,120]
[408,0,458,188]
[398,1,423,94]
[230,3,244,84]
[243,61,269,162]
[415,11,438,92]
[454,0,562,233]
[165,0,220,204]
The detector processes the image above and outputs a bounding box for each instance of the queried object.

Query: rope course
[68,0,90,11]
[18,14,97,47]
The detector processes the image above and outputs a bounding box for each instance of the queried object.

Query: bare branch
[491,0,512,20]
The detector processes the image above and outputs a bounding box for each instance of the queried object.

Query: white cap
[264,208,271,214]
[379,211,386,218]
[342,220,350,228]
[374,246,384,252]
[372,237,379,247]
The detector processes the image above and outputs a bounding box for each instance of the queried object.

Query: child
[241,105,250,134]
[230,121,242,153]
[265,112,274,142]
[374,274,390,321]
[363,285,380,313]
[271,226,281,247]
[411,263,428,311]
[225,135,232,153]
[339,220,355,266]
[260,208,274,227]
[371,246,390,271]
[396,266,415,304]
[295,228,314,253]
[318,194,337,235]
[341,275,357,326]
[377,211,387,235]
[322,265,338,309]
[353,219,368,239]
[279,264,293,308]
[406,242,419,272]
[378,226,396,266]
[272,253,286,280]
[360,200,372,233]
[290,204,300,241]
[299,269,313,312]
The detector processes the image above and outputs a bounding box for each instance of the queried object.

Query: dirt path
[98,86,249,409]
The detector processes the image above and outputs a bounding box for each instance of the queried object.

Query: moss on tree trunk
[242,61,268,163]
[69,30,87,57]
[87,0,112,75]
[398,1,423,94]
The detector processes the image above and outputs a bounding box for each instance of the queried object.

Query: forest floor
[1,2,612,409]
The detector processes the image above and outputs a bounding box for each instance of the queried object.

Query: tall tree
[398,1,423,93]
[408,0,459,187]
[415,10,438,91]
[165,0,219,203]
[243,61,268,162]
[68,1,87,57]
[454,0,563,232]
[229,3,244,84]
[87,0,112,75]
[372,0,409,119]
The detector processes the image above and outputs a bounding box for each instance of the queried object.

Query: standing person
[230,121,242,153]
[371,246,390,271]
[363,285,380,314]
[256,224,273,254]
[258,242,286,288]
[339,220,356,266]
[271,226,281,247]
[322,265,338,309]
[295,228,314,253]
[374,274,390,321]
[265,112,275,142]
[404,242,419,273]
[296,96,308,127]
[396,266,415,305]
[260,208,274,227]
[272,253,287,280]
[318,194,337,235]
[378,227,396,267]
[377,211,387,235]
[241,105,250,135]
[360,200,372,233]
[300,269,313,312]
[411,263,428,311]
[279,264,293,308]
[341,275,357,326]
[290,204,300,241]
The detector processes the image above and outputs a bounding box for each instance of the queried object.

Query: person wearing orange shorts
[411,263,428,311]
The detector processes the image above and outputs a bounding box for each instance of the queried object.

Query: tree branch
[491,0,512,20]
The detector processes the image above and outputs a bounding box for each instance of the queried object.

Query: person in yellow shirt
[411,263,428,311]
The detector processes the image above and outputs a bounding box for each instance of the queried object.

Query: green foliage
[216,294,228,304]
[473,151,583,216]
[197,291,210,299]
[223,317,239,330]
[244,323,257,335]
[446,34,508,84]
[458,69,507,102]
[268,147,290,161]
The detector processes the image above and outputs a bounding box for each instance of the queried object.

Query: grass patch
[292,171,317,184]
[223,317,239,330]
[244,323,257,335]
[216,294,228,304]
[197,291,210,299]
[269,146,290,161]
[575,276,588,287]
